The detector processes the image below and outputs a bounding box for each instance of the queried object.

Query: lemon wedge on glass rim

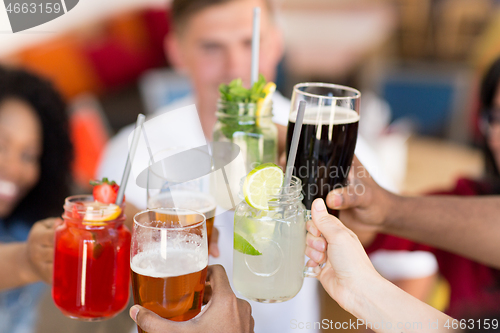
[255,82,276,126]
[243,163,284,210]
[83,202,122,226]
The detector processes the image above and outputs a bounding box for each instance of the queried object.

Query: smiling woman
[0,66,73,224]
[0,66,73,333]
[0,99,43,217]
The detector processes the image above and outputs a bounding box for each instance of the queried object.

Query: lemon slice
[83,202,122,226]
[243,163,284,210]
[256,82,276,126]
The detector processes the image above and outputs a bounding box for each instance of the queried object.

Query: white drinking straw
[274,101,306,230]
[115,114,146,206]
[284,101,306,188]
[251,7,261,86]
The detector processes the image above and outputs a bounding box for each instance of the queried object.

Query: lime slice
[234,232,262,256]
[243,163,284,210]
[238,216,258,235]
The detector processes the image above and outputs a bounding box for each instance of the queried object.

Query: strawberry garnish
[90,178,121,204]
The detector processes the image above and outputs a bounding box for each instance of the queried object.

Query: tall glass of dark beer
[286,83,361,215]
[131,208,208,333]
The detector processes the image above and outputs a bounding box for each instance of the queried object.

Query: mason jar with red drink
[52,179,131,321]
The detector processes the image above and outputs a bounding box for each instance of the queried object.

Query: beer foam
[148,191,216,216]
[131,247,208,278]
[289,106,359,125]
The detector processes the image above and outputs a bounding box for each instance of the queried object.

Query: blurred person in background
[0,66,73,332]
[98,0,398,221]
[479,56,500,188]
[97,0,288,216]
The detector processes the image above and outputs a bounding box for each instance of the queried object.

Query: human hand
[325,156,398,234]
[26,218,61,284]
[306,199,381,313]
[307,199,453,330]
[130,265,254,333]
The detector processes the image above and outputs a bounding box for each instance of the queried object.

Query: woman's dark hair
[479,57,500,182]
[0,66,73,226]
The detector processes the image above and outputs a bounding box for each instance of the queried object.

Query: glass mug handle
[303,210,319,278]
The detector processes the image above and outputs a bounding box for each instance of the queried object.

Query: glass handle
[304,266,319,278]
[303,209,318,278]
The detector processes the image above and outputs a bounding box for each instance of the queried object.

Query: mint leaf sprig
[217,75,269,167]
[219,75,266,104]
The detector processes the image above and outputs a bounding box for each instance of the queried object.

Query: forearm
[386,195,500,268]
[0,242,39,290]
[348,274,452,333]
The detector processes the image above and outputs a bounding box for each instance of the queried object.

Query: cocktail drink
[53,195,131,320]
[233,174,315,303]
[131,208,208,332]
[213,76,278,174]
[213,99,278,172]
[148,191,216,247]
[286,83,360,214]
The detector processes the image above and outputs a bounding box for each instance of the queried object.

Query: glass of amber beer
[147,181,216,248]
[131,208,208,332]
[146,148,217,247]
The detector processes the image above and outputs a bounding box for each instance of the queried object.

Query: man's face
[168,0,283,108]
